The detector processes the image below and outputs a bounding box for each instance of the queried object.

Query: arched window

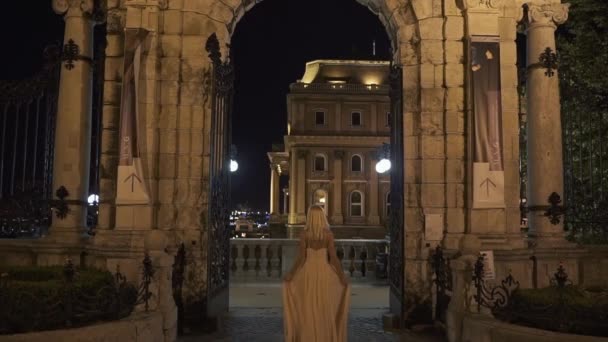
[314,154,327,171]
[350,191,363,217]
[314,189,328,211]
[351,154,362,172]
[386,192,391,216]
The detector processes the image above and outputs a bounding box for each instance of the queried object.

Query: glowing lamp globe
[230,159,239,172]
[375,158,391,174]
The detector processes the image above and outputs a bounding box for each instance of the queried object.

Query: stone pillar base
[527,235,576,249]
[331,215,344,225]
[368,215,380,225]
[46,229,88,245]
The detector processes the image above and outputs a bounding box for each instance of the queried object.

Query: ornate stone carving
[465,0,505,9]
[106,9,126,33]
[52,0,95,15]
[334,150,345,159]
[460,0,504,11]
[297,150,308,159]
[525,1,570,27]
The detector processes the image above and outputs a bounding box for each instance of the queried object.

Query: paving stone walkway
[179,285,446,342]
[179,308,445,342]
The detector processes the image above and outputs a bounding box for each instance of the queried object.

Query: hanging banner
[116,29,150,205]
[471,37,505,208]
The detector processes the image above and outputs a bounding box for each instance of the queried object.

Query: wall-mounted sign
[480,250,496,280]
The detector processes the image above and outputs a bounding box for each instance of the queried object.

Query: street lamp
[375,158,391,174]
[375,143,391,174]
[230,144,238,172]
[230,160,239,172]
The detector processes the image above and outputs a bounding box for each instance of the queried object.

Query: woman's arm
[284,232,306,281]
[327,233,348,286]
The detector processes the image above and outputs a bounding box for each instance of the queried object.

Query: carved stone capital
[334,150,345,159]
[297,150,308,159]
[524,1,570,28]
[52,0,95,16]
[125,0,168,9]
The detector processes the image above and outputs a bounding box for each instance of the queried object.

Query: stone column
[269,165,280,215]
[369,155,380,225]
[296,150,307,223]
[288,152,298,224]
[332,151,344,224]
[50,0,96,242]
[523,0,569,246]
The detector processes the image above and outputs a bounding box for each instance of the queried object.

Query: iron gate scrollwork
[205,33,234,319]
[388,63,405,319]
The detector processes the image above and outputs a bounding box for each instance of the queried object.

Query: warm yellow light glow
[328,80,346,84]
[319,197,326,203]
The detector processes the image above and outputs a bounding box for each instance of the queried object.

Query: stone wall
[461,314,608,342]
[1,312,167,342]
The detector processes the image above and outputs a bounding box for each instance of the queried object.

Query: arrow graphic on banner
[480,177,496,197]
[124,173,142,192]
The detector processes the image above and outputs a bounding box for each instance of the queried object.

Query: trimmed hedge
[494,286,608,337]
[0,266,137,334]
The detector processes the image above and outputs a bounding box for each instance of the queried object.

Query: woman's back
[282,206,350,342]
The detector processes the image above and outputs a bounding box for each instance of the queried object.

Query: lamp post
[375,143,391,174]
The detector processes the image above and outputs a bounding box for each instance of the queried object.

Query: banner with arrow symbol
[473,162,505,209]
[116,29,150,205]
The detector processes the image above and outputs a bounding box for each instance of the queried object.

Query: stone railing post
[523,0,570,246]
[445,236,481,342]
[145,230,178,342]
[50,0,97,242]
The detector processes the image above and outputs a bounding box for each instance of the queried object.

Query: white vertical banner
[116,29,150,205]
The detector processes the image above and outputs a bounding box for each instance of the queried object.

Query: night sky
[0,0,392,211]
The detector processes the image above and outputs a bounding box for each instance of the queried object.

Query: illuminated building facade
[268,60,391,239]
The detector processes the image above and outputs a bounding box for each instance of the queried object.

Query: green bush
[494,286,608,337]
[0,266,137,334]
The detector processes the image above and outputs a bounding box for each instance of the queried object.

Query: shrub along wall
[0,265,137,334]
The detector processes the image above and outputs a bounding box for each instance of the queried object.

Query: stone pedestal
[50,0,96,243]
[523,1,570,247]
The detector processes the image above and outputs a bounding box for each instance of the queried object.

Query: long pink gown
[282,247,351,342]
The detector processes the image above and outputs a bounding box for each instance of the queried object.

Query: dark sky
[0,0,392,211]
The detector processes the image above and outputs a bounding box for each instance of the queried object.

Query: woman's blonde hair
[304,205,330,240]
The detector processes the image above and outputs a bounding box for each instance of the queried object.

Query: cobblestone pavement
[179,308,446,342]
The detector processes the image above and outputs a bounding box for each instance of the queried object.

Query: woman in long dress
[282,205,351,342]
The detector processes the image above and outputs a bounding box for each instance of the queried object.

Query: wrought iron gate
[388,63,405,321]
[0,46,61,238]
[562,87,608,243]
[205,33,234,319]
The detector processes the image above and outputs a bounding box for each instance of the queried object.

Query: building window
[314,189,328,211]
[351,111,362,126]
[350,191,363,217]
[386,192,391,216]
[386,112,391,127]
[314,154,327,172]
[315,111,326,126]
[351,154,362,172]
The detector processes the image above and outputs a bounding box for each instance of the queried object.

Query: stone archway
[93,0,541,330]
[197,0,425,324]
